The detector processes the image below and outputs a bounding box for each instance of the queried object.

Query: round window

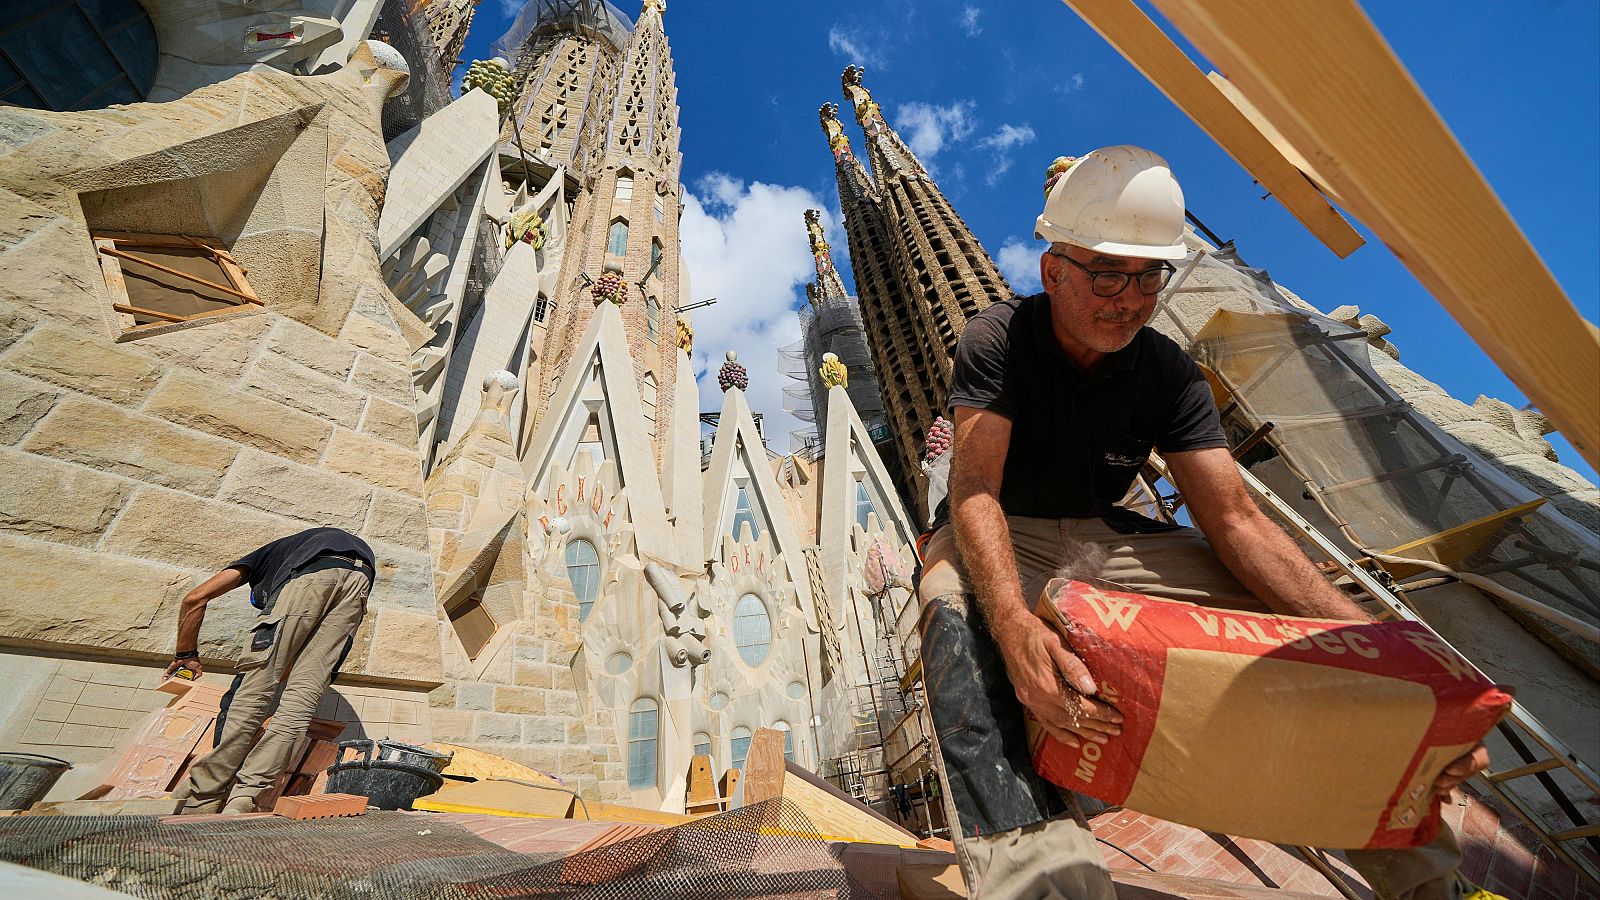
[786,681,807,700]
[732,594,772,667]
[709,691,730,710]
[605,652,633,674]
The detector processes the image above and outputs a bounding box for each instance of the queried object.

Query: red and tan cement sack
[1029,579,1513,849]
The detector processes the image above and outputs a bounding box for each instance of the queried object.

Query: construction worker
[917,146,1492,899]
[167,527,375,815]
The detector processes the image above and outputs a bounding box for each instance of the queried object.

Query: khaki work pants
[177,559,369,807]
[917,511,1464,900]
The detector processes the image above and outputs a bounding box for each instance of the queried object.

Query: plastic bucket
[372,739,452,774]
[325,740,443,810]
[0,753,72,810]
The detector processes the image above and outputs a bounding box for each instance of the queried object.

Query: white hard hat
[1034,145,1187,261]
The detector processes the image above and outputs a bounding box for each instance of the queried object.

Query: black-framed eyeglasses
[1049,251,1176,297]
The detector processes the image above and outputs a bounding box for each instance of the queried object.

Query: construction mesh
[0,800,871,899]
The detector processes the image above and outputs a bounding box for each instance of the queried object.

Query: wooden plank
[767,773,921,848]
[1143,0,1600,469]
[897,862,965,900]
[1057,0,1364,258]
[786,759,917,842]
[94,240,136,331]
[425,742,564,786]
[1205,71,1343,205]
[584,802,702,826]
[1376,498,1546,578]
[685,753,717,807]
[97,246,258,305]
[412,779,575,819]
[742,727,788,806]
[113,303,187,323]
[719,767,741,808]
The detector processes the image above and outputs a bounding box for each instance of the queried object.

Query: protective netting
[781,293,888,452]
[493,0,634,59]
[372,0,454,142]
[0,800,870,899]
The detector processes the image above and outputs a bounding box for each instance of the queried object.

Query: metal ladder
[1147,451,1600,888]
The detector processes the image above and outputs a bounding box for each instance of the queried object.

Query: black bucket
[370,739,452,774]
[0,753,72,810]
[325,739,443,810]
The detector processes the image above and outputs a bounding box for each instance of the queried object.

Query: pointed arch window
[641,372,658,441]
[628,697,659,788]
[646,296,660,341]
[650,238,663,275]
[566,538,601,621]
[653,194,666,223]
[607,219,629,257]
[731,485,760,541]
[730,726,752,772]
[614,172,634,203]
[692,731,713,766]
[855,480,876,532]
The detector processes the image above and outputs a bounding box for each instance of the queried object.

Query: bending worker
[166,526,375,815]
[917,146,1490,899]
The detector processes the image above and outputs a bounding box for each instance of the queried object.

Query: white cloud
[976,122,1037,185]
[959,6,982,36]
[679,175,841,448]
[996,237,1045,295]
[893,100,977,160]
[827,24,886,69]
[1058,72,1087,94]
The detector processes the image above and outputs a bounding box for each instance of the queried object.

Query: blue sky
[459,1,1599,482]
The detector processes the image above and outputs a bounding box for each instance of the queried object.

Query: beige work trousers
[177,559,369,807]
[919,515,1464,900]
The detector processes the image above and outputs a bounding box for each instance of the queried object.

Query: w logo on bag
[1082,588,1140,632]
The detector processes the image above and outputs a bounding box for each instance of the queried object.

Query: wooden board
[1058,0,1363,258]
[685,754,716,807]
[425,742,563,786]
[584,802,701,826]
[1141,0,1600,469]
[1377,499,1547,578]
[785,759,917,843]
[412,779,575,819]
[719,768,740,807]
[897,862,965,900]
[741,728,788,806]
[772,774,921,849]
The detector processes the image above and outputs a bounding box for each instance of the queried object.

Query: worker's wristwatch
[173,650,199,660]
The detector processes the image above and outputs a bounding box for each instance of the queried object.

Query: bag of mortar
[1028,579,1512,849]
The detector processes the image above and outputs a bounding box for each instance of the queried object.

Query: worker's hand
[1435,742,1490,794]
[163,657,203,680]
[988,606,1122,749]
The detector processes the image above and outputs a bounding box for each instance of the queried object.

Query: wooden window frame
[92,231,263,337]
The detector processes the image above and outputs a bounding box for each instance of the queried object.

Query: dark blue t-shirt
[229,527,375,613]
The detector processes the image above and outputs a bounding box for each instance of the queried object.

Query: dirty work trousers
[177,558,369,807]
[916,509,1464,900]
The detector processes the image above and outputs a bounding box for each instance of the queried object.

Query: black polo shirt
[944,293,1226,519]
[229,527,375,614]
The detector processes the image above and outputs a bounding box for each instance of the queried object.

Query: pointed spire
[819,102,853,159]
[641,0,665,23]
[804,209,850,302]
[840,65,923,177]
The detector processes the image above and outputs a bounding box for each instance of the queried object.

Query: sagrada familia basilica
[0,0,1594,851]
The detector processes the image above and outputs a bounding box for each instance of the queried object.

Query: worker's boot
[221,795,260,815]
[179,796,225,815]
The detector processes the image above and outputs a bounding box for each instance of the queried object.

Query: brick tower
[829,67,1012,516]
[503,0,683,462]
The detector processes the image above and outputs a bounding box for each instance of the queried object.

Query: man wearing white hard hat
[915,146,1489,899]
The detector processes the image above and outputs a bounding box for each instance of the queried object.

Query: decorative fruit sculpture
[819,352,848,389]
[717,351,748,392]
[503,208,546,250]
[676,316,694,354]
[591,271,626,305]
[464,58,517,118]
[1043,155,1079,198]
[924,415,953,462]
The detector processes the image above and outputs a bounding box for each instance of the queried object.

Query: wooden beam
[1058,0,1365,258]
[1205,72,1344,207]
[741,728,788,806]
[1144,0,1600,469]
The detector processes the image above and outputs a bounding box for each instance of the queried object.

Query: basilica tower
[828,69,1012,517]
[502,0,684,463]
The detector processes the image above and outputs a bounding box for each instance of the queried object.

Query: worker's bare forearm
[950,476,1027,631]
[174,568,246,654]
[1212,510,1369,621]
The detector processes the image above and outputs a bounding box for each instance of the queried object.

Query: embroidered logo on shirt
[1103,452,1148,467]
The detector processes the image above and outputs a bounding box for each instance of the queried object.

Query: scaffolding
[780,290,889,452]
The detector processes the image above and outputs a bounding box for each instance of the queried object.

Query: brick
[0,448,131,547]
[272,793,367,820]
[266,320,356,379]
[76,683,135,709]
[19,720,60,744]
[350,353,415,407]
[55,723,116,748]
[217,450,372,531]
[360,397,419,447]
[43,676,84,704]
[244,352,366,429]
[321,428,422,495]
[65,705,124,727]
[0,370,58,444]
[101,487,294,571]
